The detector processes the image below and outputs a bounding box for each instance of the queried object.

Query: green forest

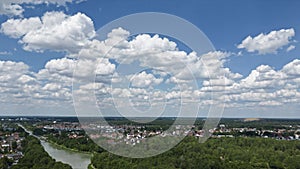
[89,137,300,169]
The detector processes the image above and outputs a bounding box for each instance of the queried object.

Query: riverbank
[46,138,93,155]
[12,125,72,169]
[18,124,92,169]
[18,123,92,155]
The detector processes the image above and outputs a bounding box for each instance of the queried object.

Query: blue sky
[0,0,299,118]
[1,0,300,74]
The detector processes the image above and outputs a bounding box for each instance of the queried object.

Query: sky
[0,0,300,118]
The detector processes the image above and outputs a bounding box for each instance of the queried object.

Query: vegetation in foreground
[90,137,300,169]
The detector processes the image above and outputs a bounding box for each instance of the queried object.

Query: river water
[18,124,92,169]
[40,140,91,169]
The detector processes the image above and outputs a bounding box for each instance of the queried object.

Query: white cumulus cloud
[237,28,295,54]
[1,11,96,53]
[130,71,164,88]
[286,45,296,52]
[1,17,41,38]
[2,25,300,116]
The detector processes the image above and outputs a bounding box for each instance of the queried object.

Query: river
[18,124,92,169]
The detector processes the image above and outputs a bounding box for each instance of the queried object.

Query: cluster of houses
[84,123,300,145]
[41,121,81,131]
[39,121,300,146]
[212,124,300,140]
[79,124,201,145]
[67,131,85,139]
[0,125,24,164]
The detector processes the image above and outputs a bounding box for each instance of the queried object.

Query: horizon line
[0,115,300,120]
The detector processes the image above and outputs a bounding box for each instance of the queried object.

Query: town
[24,117,300,146]
[0,123,25,166]
[0,124,25,163]
[1,117,300,169]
